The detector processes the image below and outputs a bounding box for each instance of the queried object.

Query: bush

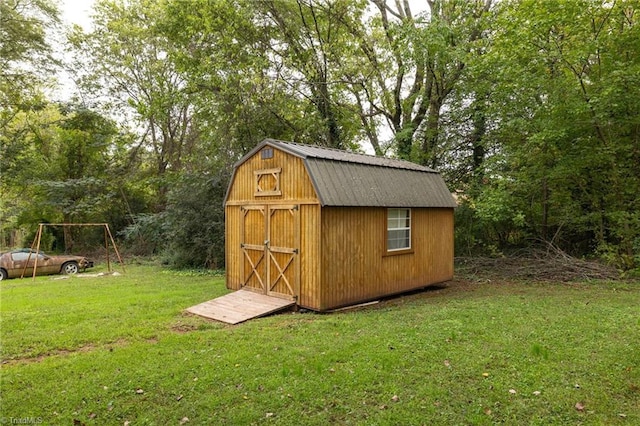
[161,171,230,269]
[120,213,168,256]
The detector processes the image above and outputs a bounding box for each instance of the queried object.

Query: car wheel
[62,262,79,275]
[0,268,7,280]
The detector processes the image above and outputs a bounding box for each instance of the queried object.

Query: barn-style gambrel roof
[227,139,457,208]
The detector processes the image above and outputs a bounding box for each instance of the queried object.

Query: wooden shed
[223,139,457,312]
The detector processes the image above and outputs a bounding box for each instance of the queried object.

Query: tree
[162,0,366,154]
[68,0,199,210]
[476,0,640,266]
[252,0,367,149]
[161,170,230,269]
[0,102,134,251]
[341,0,494,164]
[0,0,59,126]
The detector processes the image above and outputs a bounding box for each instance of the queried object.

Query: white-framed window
[387,208,411,251]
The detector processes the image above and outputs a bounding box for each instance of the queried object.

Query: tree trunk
[421,99,442,167]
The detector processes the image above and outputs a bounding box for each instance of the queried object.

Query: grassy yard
[1,263,639,425]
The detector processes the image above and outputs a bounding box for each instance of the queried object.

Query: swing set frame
[25,223,125,279]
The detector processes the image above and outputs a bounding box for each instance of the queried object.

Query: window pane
[12,252,29,261]
[401,209,410,227]
[388,230,402,250]
[387,208,411,251]
[387,229,410,250]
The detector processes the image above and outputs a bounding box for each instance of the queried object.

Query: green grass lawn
[1,264,639,425]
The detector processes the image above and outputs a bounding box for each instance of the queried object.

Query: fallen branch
[456,249,620,282]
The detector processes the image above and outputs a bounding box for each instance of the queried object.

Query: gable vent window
[387,208,411,251]
[254,168,282,196]
[261,148,274,160]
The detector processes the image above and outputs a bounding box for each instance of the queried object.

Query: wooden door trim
[266,204,300,300]
[240,206,266,292]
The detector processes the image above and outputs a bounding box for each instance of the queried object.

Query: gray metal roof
[229,139,457,208]
[264,139,435,172]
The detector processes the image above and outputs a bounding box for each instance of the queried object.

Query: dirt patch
[3,344,96,366]
[3,339,129,366]
[170,323,200,334]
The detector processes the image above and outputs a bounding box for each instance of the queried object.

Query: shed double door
[241,204,300,300]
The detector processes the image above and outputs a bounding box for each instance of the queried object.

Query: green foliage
[3,0,640,268]
[472,0,640,266]
[162,0,365,152]
[119,171,229,268]
[0,0,59,124]
[454,203,481,256]
[68,0,200,209]
[120,213,168,256]
[161,171,231,269]
[455,190,528,257]
[374,0,495,167]
[0,103,140,251]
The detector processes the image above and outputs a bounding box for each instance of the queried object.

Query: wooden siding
[225,146,318,205]
[225,203,321,306]
[225,205,241,290]
[298,204,321,308]
[319,207,454,311]
[225,145,322,306]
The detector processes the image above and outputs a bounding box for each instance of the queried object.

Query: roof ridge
[279,140,368,154]
[270,139,386,159]
[266,139,435,173]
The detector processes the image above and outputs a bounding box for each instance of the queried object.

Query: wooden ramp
[186,289,296,325]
